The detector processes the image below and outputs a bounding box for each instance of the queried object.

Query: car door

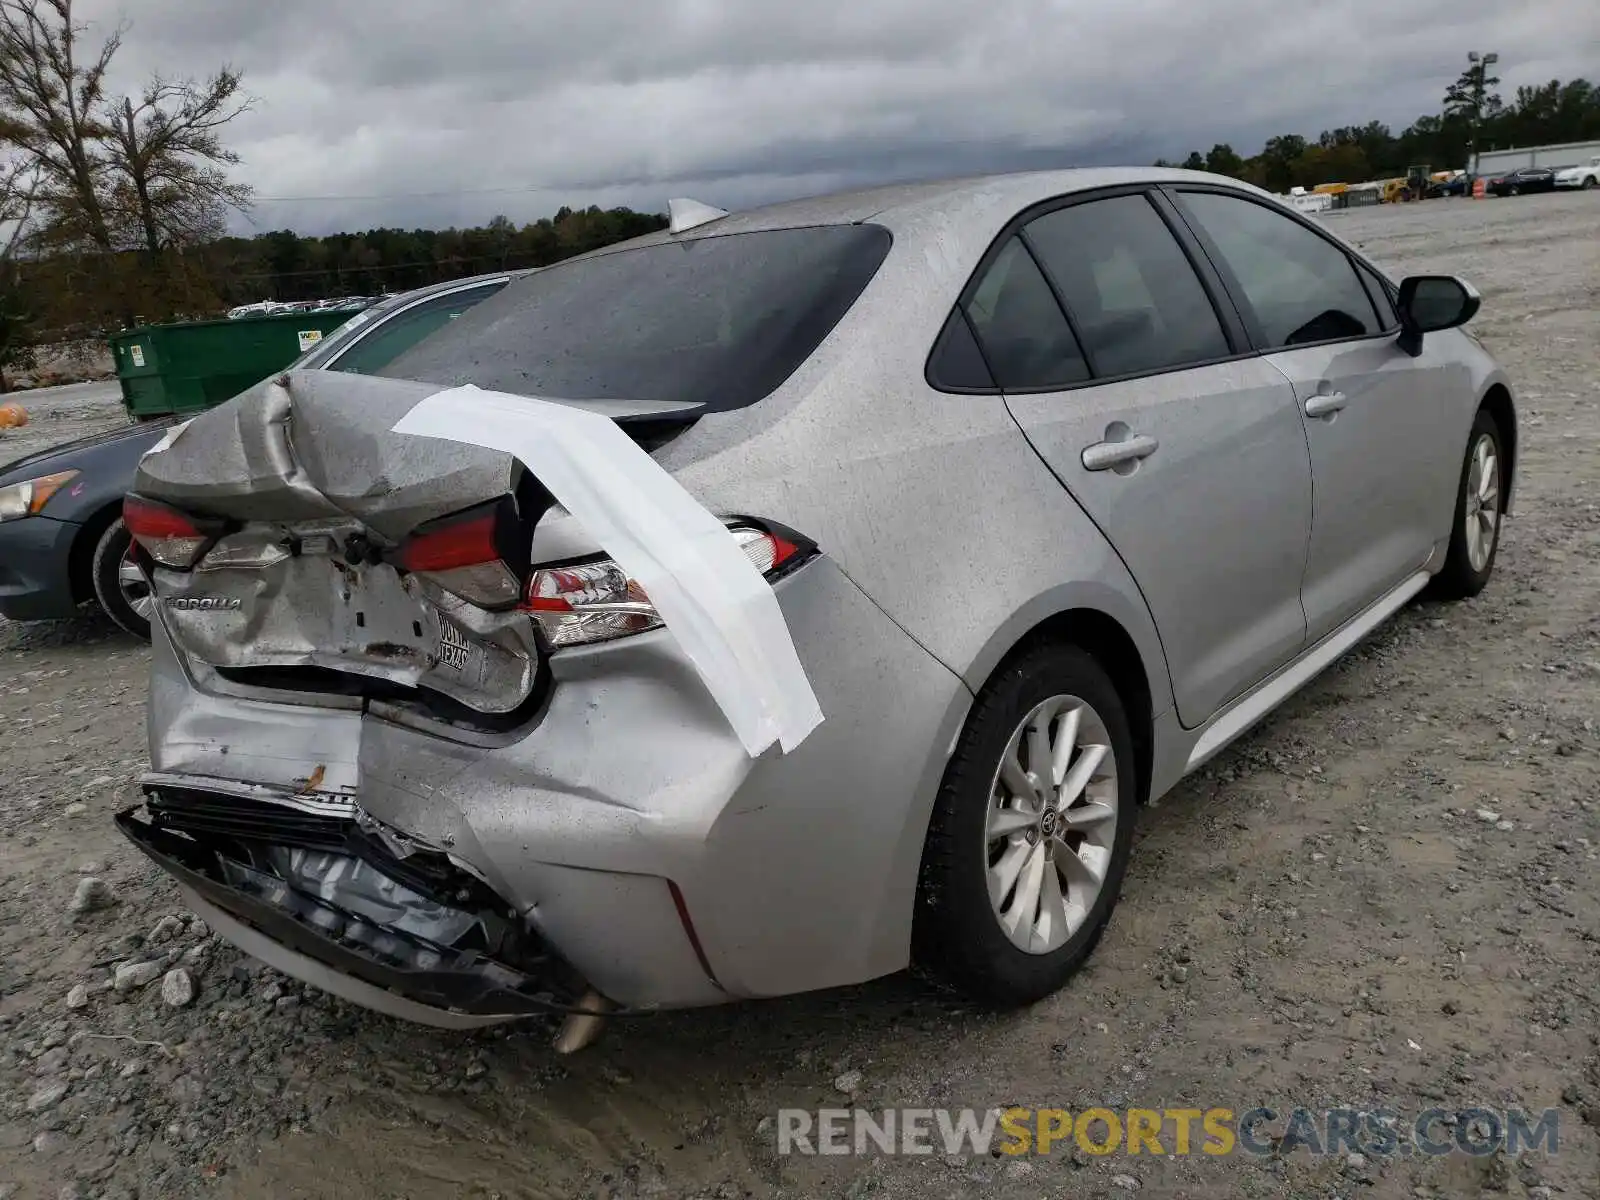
[948,188,1314,727]
[1169,187,1457,644]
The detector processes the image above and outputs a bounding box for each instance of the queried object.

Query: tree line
[17,205,668,337]
[2,5,1598,379]
[1158,66,1600,193]
[0,0,666,381]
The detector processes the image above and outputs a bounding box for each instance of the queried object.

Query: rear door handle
[1081,434,1159,472]
[1304,391,1348,418]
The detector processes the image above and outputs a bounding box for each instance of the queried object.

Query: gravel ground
[1,192,1598,1200]
[0,382,131,465]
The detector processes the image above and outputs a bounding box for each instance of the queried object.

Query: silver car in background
[118,168,1516,1037]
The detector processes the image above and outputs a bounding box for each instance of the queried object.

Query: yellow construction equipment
[1403,164,1431,200]
[1378,177,1409,203]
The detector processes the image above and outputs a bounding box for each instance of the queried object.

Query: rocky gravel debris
[110,961,164,992]
[24,1083,67,1114]
[66,878,114,916]
[159,968,195,1008]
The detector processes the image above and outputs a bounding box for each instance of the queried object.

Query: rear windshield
[379,224,893,410]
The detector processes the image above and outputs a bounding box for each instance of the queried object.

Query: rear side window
[960,237,1088,390]
[325,282,510,375]
[1024,195,1231,378]
[927,308,996,390]
[1177,191,1380,349]
[382,225,892,411]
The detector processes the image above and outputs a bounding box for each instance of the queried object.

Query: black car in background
[1486,166,1560,196]
[0,271,519,638]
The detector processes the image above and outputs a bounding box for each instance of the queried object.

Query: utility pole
[1466,51,1499,180]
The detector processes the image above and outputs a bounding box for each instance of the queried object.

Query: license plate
[436,617,473,672]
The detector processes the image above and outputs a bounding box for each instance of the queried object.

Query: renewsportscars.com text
[777,1106,1562,1158]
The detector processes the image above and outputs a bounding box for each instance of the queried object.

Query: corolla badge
[163,596,242,611]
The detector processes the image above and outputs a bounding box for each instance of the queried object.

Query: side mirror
[1396,275,1480,356]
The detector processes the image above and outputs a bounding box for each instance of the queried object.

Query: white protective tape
[392,385,824,757]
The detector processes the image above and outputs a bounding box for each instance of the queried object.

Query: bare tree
[0,152,38,258]
[0,0,118,251]
[104,69,254,255]
[0,152,40,389]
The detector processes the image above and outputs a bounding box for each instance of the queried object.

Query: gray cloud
[77,0,1600,234]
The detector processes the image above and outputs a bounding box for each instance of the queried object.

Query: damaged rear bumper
[136,555,971,1013]
[116,797,587,1027]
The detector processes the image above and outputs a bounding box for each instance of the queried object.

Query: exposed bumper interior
[117,786,590,1020]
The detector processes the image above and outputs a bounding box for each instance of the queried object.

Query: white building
[1283,187,1333,214]
[1475,139,1600,175]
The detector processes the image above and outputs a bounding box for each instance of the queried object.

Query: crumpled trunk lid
[133,370,521,542]
[131,370,696,718]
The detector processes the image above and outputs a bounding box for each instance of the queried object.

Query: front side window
[1356,262,1398,331]
[1023,194,1231,377]
[1177,191,1380,349]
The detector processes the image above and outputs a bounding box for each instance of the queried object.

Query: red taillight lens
[123,494,217,569]
[395,510,500,573]
[522,524,813,648]
[393,498,527,608]
[739,531,801,575]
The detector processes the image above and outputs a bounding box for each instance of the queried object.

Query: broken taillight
[524,525,812,648]
[123,494,221,569]
[392,497,528,608]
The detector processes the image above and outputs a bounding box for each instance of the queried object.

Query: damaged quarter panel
[147,551,965,1006]
[350,557,969,1002]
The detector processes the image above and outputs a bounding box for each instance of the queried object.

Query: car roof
[386,266,536,302]
[590,168,1274,252]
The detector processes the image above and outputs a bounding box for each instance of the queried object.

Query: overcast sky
[77,0,1598,236]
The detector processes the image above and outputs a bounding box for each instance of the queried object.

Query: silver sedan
[118,168,1515,1042]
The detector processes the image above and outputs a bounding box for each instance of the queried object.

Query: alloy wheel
[1463,432,1501,573]
[984,694,1119,954]
[119,548,154,621]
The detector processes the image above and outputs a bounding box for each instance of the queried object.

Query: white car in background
[1554,156,1600,190]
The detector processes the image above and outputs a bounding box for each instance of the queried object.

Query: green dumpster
[110,309,367,420]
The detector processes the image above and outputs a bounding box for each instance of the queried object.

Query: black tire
[1507,185,1519,196]
[91,518,152,639]
[913,642,1138,1007]
[1428,408,1506,601]
[1583,176,1597,191]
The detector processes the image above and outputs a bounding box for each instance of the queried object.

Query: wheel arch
[1478,382,1517,515]
[958,587,1172,808]
[991,609,1156,808]
[67,500,124,605]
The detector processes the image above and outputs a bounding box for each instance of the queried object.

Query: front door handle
[1081,433,1159,472]
[1304,391,1348,418]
